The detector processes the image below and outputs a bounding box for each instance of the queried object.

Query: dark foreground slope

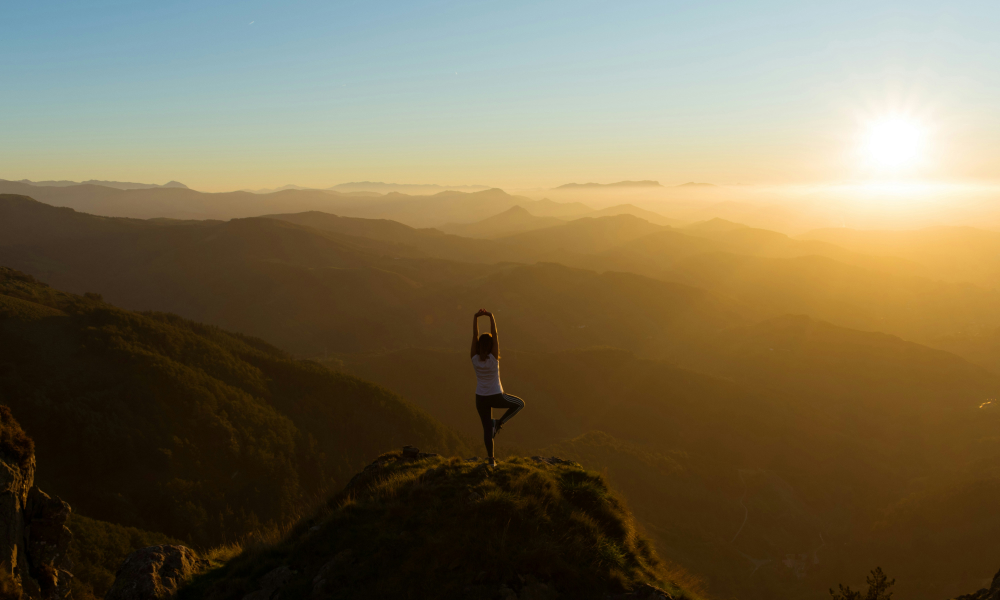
[180,450,700,600]
[0,268,466,545]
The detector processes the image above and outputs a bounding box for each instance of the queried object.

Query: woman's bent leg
[475,395,494,458]
[498,394,525,426]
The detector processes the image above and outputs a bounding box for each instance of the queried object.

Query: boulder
[25,488,73,574]
[346,447,440,488]
[401,446,438,461]
[105,545,206,600]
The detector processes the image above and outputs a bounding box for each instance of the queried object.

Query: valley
[2,185,1000,599]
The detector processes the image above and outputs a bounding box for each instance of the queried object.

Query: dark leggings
[475,393,525,458]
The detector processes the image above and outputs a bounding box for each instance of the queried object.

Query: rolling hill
[0,196,747,358]
[6,193,1000,356]
[439,205,565,238]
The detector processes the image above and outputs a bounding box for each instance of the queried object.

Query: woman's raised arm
[471,311,481,357]
[486,311,499,358]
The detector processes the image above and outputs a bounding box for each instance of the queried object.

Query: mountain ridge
[14,178,188,190]
[555,180,663,189]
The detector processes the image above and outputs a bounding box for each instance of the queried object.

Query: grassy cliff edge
[180,450,701,600]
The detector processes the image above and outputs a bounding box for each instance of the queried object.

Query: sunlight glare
[862,117,926,170]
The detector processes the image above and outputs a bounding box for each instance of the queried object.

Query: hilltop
[178,449,699,600]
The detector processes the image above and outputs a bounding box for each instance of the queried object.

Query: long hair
[477,333,494,358]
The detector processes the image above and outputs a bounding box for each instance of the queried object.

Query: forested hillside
[0,267,465,546]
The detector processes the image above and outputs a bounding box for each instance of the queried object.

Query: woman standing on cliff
[471,309,525,468]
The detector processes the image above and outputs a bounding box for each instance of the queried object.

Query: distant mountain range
[0,179,570,227]
[16,179,188,190]
[328,181,491,194]
[555,180,663,189]
[554,180,717,190]
[243,182,491,195]
[6,191,1000,598]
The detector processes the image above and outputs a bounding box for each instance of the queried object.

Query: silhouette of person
[471,309,524,468]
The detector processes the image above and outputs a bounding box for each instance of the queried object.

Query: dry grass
[0,569,21,600]
[178,452,704,600]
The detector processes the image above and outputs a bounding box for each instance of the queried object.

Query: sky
[2,0,999,192]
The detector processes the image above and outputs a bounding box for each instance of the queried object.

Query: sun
[861,117,927,170]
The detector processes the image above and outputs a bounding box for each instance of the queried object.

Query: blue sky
[3,0,998,190]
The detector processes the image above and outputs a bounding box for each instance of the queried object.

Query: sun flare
[862,117,927,170]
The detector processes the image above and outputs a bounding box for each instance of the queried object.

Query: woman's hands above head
[475,309,487,317]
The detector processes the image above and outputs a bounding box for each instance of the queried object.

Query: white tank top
[472,353,503,396]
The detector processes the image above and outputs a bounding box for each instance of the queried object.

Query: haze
[3,3,1000,600]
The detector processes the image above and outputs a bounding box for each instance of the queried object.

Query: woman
[471,309,525,467]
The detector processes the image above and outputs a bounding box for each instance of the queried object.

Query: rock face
[0,447,35,593]
[953,568,1000,600]
[0,408,74,600]
[105,545,207,600]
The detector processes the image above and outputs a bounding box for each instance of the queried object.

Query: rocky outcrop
[105,545,207,600]
[0,407,73,600]
[0,447,35,595]
[22,488,73,600]
[401,445,438,461]
[953,568,1000,600]
[346,446,440,489]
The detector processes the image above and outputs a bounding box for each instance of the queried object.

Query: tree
[830,567,895,600]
